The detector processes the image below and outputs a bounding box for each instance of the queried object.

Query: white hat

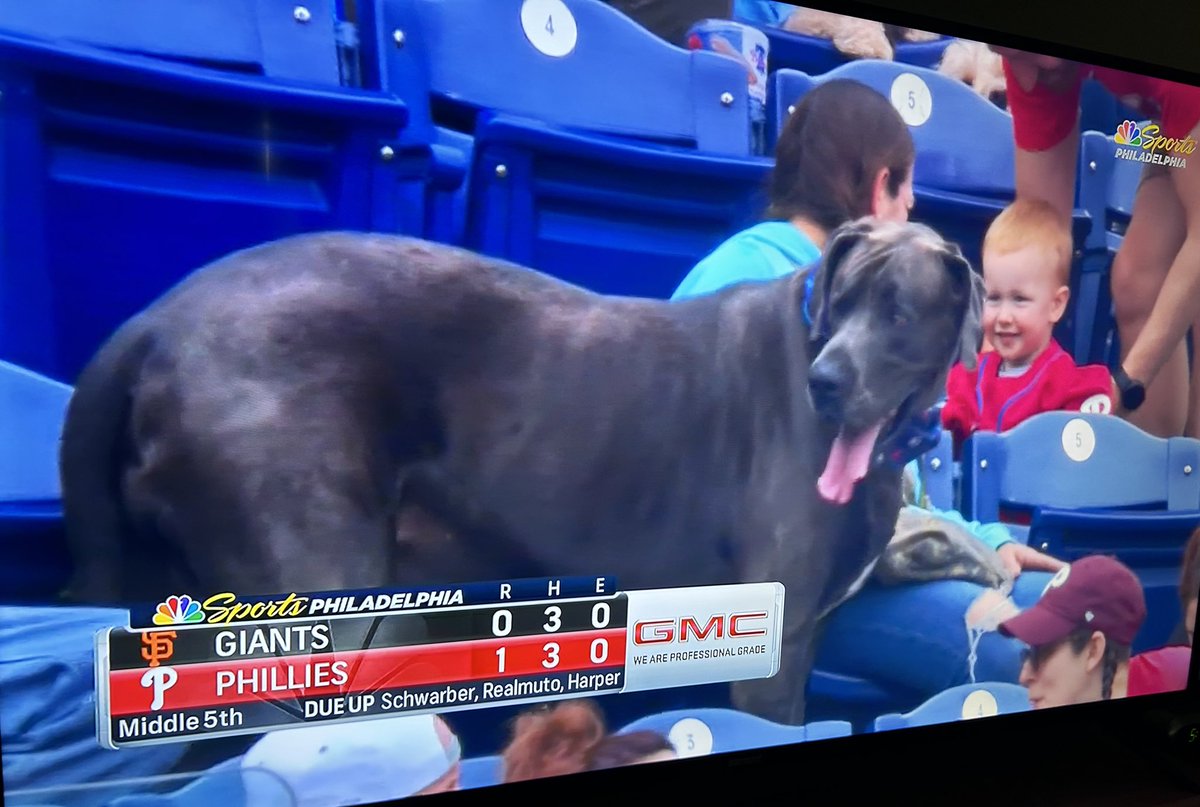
[240,714,460,807]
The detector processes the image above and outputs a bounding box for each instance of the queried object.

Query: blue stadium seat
[370,0,752,153]
[1079,79,1141,139]
[960,412,1200,651]
[363,0,768,296]
[617,707,851,755]
[0,29,417,384]
[919,428,957,511]
[738,20,951,77]
[873,682,1030,731]
[1075,130,1143,366]
[894,37,954,69]
[0,361,73,601]
[805,668,920,733]
[459,754,502,790]
[464,117,770,297]
[0,0,349,86]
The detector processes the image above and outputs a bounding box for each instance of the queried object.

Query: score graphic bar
[96,582,784,749]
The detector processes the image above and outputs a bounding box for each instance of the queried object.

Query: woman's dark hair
[1029,628,1131,701]
[501,699,673,783]
[767,78,915,231]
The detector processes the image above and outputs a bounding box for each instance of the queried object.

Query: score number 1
[493,602,612,673]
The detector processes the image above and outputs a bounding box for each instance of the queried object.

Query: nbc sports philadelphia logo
[1113,120,1192,169]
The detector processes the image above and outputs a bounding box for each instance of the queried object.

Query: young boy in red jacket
[942,198,1113,452]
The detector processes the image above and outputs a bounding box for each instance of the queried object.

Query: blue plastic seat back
[0,361,73,601]
[0,361,71,504]
[617,707,851,755]
[0,31,415,383]
[363,0,759,248]
[0,0,346,86]
[918,428,956,511]
[373,0,752,156]
[873,682,1030,731]
[458,754,503,790]
[1077,130,1141,252]
[961,412,1200,651]
[744,21,950,77]
[770,61,1015,198]
[1079,79,1142,139]
[464,114,771,298]
[1073,130,1141,365]
[962,412,1200,521]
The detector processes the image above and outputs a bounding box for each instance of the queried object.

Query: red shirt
[1003,59,1200,151]
[942,340,1113,452]
[1127,645,1192,697]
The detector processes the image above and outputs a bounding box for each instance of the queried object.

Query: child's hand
[996,543,1066,579]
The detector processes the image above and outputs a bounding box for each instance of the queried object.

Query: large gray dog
[60,217,982,724]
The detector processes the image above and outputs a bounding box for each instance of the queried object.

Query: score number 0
[493,603,612,673]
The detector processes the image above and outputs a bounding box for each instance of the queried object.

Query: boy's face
[981,244,1069,366]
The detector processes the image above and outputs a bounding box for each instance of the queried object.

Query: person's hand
[966,588,1020,631]
[997,542,1066,579]
[1110,373,1124,415]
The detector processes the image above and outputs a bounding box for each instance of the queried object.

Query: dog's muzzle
[807,353,851,421]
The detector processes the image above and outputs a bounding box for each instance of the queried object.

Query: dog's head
[802,217,983,505]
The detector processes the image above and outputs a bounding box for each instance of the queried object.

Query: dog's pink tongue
[818,422,885,505]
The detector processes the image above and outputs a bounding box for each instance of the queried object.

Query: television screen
[2,0,1199,804]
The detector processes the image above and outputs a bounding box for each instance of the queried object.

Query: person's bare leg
[1111,167,1189,437]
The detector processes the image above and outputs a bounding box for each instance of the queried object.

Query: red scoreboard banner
[95,581,785,749]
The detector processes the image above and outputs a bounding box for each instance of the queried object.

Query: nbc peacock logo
[1114,120,1142,147]
[152,594,206,626]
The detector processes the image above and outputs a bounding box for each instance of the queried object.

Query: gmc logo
[632,611,768,645]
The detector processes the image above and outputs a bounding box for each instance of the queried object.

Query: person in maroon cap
[998,554,1147,708]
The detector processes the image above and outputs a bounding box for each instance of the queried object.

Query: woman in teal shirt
[674,78,1062,700]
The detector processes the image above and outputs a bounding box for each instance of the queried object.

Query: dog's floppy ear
[810,217,876,340]
[945,245,984,371]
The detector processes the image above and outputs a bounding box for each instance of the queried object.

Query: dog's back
[58,232,745,602]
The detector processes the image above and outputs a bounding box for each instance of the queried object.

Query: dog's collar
[875,401,943,470]
[802,268,817,329]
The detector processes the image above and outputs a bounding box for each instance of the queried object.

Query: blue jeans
[0,606,187,806]
[814,572,1053,696]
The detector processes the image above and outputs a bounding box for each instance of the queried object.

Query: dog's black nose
[808,356,850,418]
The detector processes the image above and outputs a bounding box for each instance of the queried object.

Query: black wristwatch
[1112,365,1147,412]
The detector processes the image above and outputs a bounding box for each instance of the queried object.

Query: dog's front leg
[730,620,818,726]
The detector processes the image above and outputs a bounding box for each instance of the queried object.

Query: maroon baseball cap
[999,555,1147,647]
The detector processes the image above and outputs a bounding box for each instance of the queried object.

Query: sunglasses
[1019,639,1067,672]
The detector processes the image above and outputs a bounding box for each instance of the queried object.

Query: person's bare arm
[1013,126,1080,224]
[1122,140,1200,387]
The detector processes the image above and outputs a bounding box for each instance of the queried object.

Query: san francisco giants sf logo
[141,630,177,668]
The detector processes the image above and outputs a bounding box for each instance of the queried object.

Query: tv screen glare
[1,0,1198,805]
